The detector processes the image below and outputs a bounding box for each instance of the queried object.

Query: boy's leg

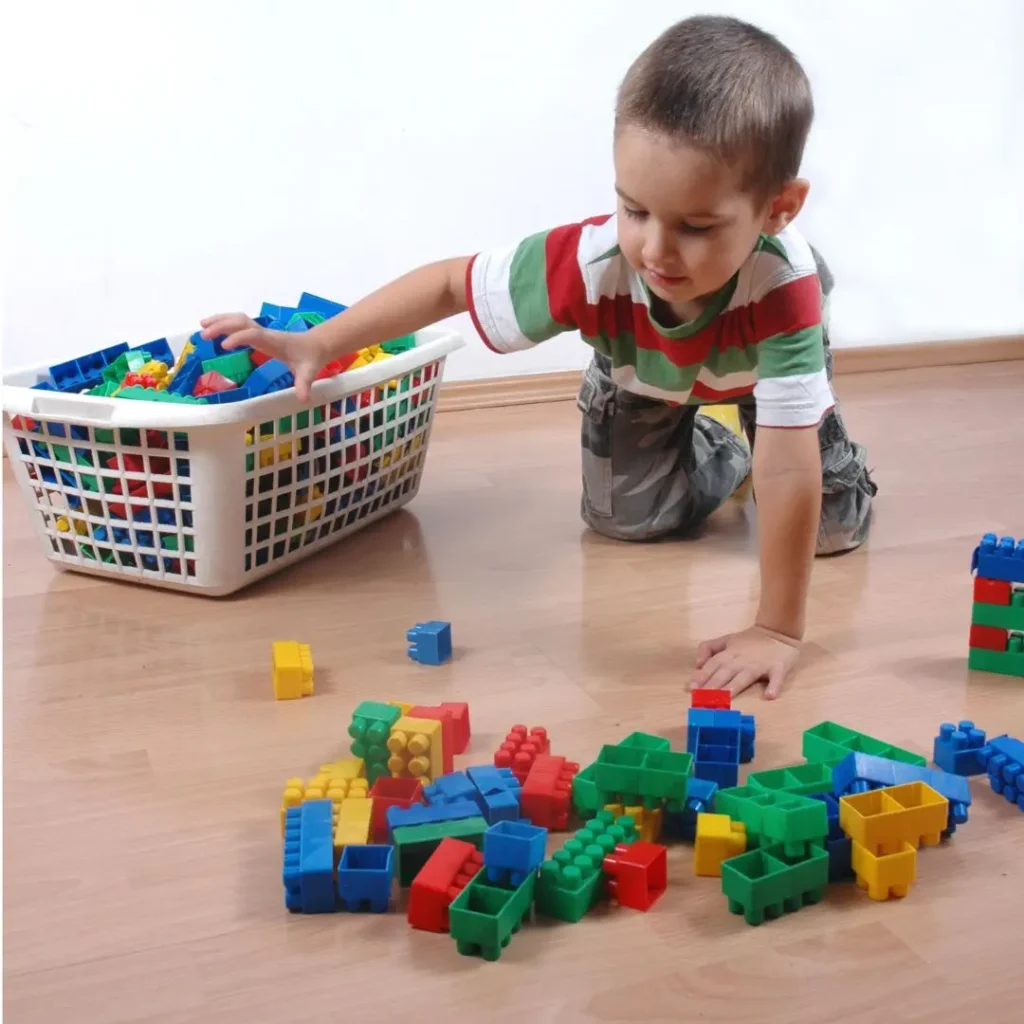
[736,245,878,555]
[577,354,751,541]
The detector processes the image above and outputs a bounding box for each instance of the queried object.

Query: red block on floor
[495,725,550,783]
[691,689,732,709]
[438,702,471,754]
[970,623,1009,652]
[369,776,423,844]
[603,841,668,911]
[974,577,1012,606]
[407,838,483,932]
[520,754,579,831]
[408,705,455,775]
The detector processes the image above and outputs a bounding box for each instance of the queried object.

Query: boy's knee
[580,498,680,543]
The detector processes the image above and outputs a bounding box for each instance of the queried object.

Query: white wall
[4,0,1022,381]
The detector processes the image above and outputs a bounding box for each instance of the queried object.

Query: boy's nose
[642,226,678,269]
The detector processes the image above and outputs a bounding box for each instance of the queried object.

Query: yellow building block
[694,813,747,877]
[272,641,313,700]
[851,840,916,900]
[388,701,415,715]
[840,782,947,853]
[387,715,443,782]
[334,795,373,852]
[606,804,663,843]
[279,764,367,833]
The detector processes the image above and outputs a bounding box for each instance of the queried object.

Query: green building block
[392,816,487,886]
[802,721,926,768]
[347,700,401,783]
[287,311,326,329]
[972,601,1024,633]
[87,381,120,397]
[746,762,835,797]
[449,871,536,961]
[969,644,1024,678]
[535,811,637,923]
[381,334,417,355]
[116,386,207,404]
[572,763,604,818]
[594,743,692,810]
[103,350,150,384]
[721,842,828,926]
[201,349,253,385]
[617,731,671,752]
[715,787,828,857]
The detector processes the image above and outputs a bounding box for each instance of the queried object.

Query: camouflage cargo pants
[577,249,877,555]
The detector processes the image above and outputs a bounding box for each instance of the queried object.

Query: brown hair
[616,15,813,199]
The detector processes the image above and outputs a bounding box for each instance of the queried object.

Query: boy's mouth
[645,267,688,290]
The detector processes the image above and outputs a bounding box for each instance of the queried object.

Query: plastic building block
[933,721,989,776]
[572,762,604,818]
[483,820,548,886]
[968,638,1024,677]
[200,349,253,385]
[803,721,927,767]
[603,841,668,910]
[406,620,452,665]
[520,754,579,830]
[494,725,550,783]
[851,839,916,900]
[972,533,1024,583]
[535,811,638,923]
[438,701,471,754]
[193,370,238,397]
[466,765,522,824]
[368,776,423,844]
[691,689,732,709]
[721,842,829,926]
[388,715,444,782]
[380,334,417,354]
[407,838,483,932]
[809,793,854,882]
[407,704,455,775]
[691,726,740,789]
[715,787,829,858]
[839,782,948,854]
[662,777,718,841]
[280,763,367,831]
[617,731,671,752]
[348,701,402,783]
[334,795,372,851]
[282,800,335,913]
[449,871,536,961]
[244,358,294,397]
[271,641,313,700]
[393,817,488,886]
[423,771,477,807]
[974,576,1012,605]
[971,599,1024,632]
[606,803,663,843]
[694,813,747,876]
[50,342,129,392]
[386,800,481,837]
[978,734,1024,810]
[299,291,349,318]
[167,356,202,397]
[387,701,416,715]
[746,762,835,797]
[594,745,694,809]
[969,623,1012,652]
[116,386,206,404]
[831,752,971,835]
[337,845,394,913]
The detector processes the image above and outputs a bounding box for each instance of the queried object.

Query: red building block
[408,705,455,775]
[407,838,483,932]
[495,725,550,783]
[520,754,579,830]
[603,841,668,911]
[974,577,1012,606]
[438,702,471,754]
[970,623,1009,652]
[193,370,237,396]
[369,776,423,844]
[691,689,732,709]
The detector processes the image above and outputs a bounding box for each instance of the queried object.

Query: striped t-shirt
[465,214,834,428]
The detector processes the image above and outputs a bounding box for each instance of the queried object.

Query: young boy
[200,15,876,699]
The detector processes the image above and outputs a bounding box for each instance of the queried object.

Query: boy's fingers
[699,657,736,690]
[200,314,252,340]
[221,328,267,352]
[695,635,728,669]
[728,668,760,697]
[763,661,787,701]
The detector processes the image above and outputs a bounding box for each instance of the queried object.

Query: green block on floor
[715,786,828,857]
[616,731,671,753]
[571,762,604,817]
[721,842,829,926]
[393,817,487,886]
[746,762,835,797]
[347,700,402,783]
[969,645,1024,678]
[449,871,535,961]
[972,602,1024,633]
[802,721,926,767]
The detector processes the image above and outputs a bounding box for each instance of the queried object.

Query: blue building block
[50,342,130,392]
[260,302,300,323]
[663,776,718,841]
[933,721,989,776]
[483,820,547,887]
[337,844,394,912]
[167,356,202,397]
[687,707,755,765]
[406,620,452,666]
[832,752,971,835]
[972,532,1024,584]
[244,359,294,398]
[282,799,335,913]
[299,292,348,319]
[978,734,1024,811]
[131,338,174,367]
[808,792,853,881]
[386,800,481,838]
[424,772,478,807]
[32,380,57,391]
[692,725,740,788]
[739,713,756,764]
[466,765,522,824]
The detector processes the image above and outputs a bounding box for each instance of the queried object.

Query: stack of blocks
[686,690,756,788]
[969,534,1024,678]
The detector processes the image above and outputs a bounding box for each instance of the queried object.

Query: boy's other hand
[199,313,328,402]
[692,625,801,700]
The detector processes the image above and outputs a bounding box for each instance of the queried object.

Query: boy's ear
[762,178,810,234]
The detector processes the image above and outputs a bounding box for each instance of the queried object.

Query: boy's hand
[692,625,801,700]
[199,314,328,402]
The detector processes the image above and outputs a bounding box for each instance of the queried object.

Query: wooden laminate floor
[4,360,1024,1023]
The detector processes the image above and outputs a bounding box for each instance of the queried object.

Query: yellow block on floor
[333,795,373,853]
[272,641,313,700]
[851,839,917,901]
[387,715,444,782]
[694,813,747,877]
[839,782,948,854]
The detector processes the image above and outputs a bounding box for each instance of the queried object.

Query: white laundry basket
[2,328,463,596]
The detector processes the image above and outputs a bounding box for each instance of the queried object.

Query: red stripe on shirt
[545,215,614,329]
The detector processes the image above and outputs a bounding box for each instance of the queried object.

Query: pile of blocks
[969,532,1024,678]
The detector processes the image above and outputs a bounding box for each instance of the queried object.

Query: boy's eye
[623,206,647,221]
[680,223,714,235]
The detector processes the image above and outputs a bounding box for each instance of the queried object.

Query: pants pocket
[578,363,615,519]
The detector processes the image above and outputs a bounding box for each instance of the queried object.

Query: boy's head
[614,16,813,309]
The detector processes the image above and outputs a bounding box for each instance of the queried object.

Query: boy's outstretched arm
[693,425,821,699]
[199,257,471,401]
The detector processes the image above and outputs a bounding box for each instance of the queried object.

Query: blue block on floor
[980,734,1024,811]
[386,800,481,839]
[337,845,394,912]
[466,765,522,824]
[692,726,740,789]
[424,772,478,807]
[972,532,1024,584]
[282,799,335,914]
[663,776,718,841]
[483,820,547,887]
[933,721,988,776]
[406,620,452,666]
